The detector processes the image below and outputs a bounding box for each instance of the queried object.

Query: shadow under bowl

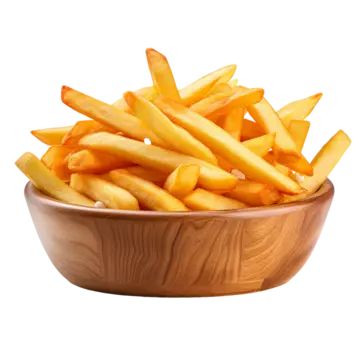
[25,180,334,297]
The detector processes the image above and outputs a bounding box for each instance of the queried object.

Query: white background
[1,0,359,359]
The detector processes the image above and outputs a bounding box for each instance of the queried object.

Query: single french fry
[80,132,237,191]
[223,107,244,140]
[61,86,166,147]
[241,119,264,140]
[226,179,281,206]
[191,87,264,119]
[41,145,76,181]
[155,98,302,194]
[278,93,322,127]
[31,126,72,145]
[109,170,188,211]
[124,92,217,164]
[180,64,236,105]
[164,164,200,198]
[146,48,181,102]
[67,149,130,173]
[183,188,246,210]
[247,97,302,157]
[112,86,157,112]
[124,166,168,185]
[70,173,139,210]
[276,152,313,175]
[62,120,116,145]
[16,152,94,206]
[207,82,234,96]
[242,133,275,158]
[288,120,310,151]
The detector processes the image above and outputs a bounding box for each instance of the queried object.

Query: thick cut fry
[112,86,157,112]
[180,64,236,105]
[155,98,302,194]
[16,152,94,206]
[31,126,72,145]
[124,166,168,184]
[80,132,237,191]
[146,48,181,101]
[241,119,264,140]
[67,149,130,173]
[247,97,302,157]
[288,120,310,151]
[61,86,166,146]
[191,87,264,119]
[223,107,244,140]
[183,188,246,211]
[124,92,217,164]
[164,164,200,198]
[226,180,281,206]
[41,145,76,181]
[278,93,322,127]
[62,120,116,145]
[70,173,139,210]
[242,133,275,157]
[109,170,188,211]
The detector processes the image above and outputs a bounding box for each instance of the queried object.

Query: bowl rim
[24,180,334,219]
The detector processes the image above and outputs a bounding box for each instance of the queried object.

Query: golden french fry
[109,170,188,211]
[183,188,246,210]
[207,82,234,96]
[241,119,264,140]
[222,107,244,140]
[278,93,322,127]
[180,64,236,105]
[276,152,313,175]
[67,149,130,173]
[41,145,76,181]
[288,120,310,151]
[124,92,217,164]
[155,98,302,194]
[247,97,302,157]
[80,132,237,191]
[31,126,73,145]
[61,86,166,147]
[62,119,116,145]
[191,87,264,119]
[263,152,291,176]
[146,48,181,101]
[164,164,200,198]
[242,133,275,157]
[124,166,168,185]
[112,86,157,112]
[226,179,280,206]
[70,173,139,210]
[16,152,94,206]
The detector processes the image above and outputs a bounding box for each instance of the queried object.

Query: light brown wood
[25,180,334,296]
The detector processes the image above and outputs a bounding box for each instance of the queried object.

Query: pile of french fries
[16,49,351,211]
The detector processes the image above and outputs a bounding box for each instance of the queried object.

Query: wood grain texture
[25,181,334,296]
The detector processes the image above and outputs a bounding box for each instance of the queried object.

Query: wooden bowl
[24,180,334,296]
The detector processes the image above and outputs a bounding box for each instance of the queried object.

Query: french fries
[31,126,72,145]
[80,132,237,191]
[278,93,322,127]
[67,149,130,173]
[222,107,244,140]
[226,180,280,206]
[61,86,166,147]
[287,120,310,151]
[16,153,94,206]
[146,48,181,102]
[183,188,246,210]
[18,48,350,212]
[179,64,236,105]
[164,164,200,198]
[109,170,188,211]
[70,173,139,210]
[155,98,302,194]
[124,91,217,164]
